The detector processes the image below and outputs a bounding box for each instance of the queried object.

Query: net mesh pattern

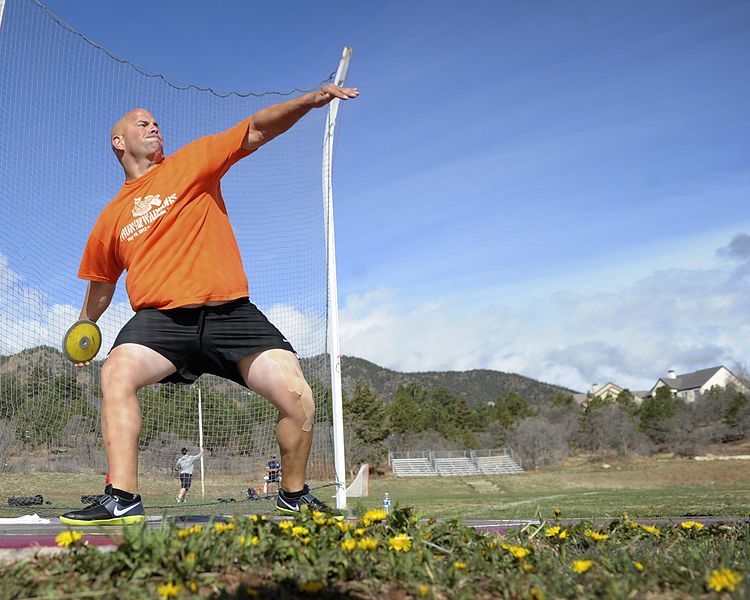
[0,0,336,498]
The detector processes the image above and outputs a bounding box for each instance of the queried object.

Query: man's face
[112,109,163,159]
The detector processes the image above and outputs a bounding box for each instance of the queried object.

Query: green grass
[1,457,749,598]
[2,456,749,519]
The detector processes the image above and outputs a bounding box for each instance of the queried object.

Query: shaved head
[111,108,154,150]
[109,109,164,177]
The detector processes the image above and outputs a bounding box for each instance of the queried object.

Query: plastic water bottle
[383,492,391,514]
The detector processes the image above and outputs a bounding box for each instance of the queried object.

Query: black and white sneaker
[276,484,345,518]
[60,484,145,526]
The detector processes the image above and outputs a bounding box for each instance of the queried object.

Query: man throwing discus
[60,81,359,526]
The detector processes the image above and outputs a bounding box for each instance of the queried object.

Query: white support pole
[0,0,7,31]
[197,386,205,499]
[324,47,352,510]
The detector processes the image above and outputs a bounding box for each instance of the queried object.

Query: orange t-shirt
[78,119,253,311]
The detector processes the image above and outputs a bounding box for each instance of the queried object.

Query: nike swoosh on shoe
[113,503,142,517]
[277,497,300,512]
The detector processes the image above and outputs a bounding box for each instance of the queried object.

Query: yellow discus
[62,320,102,363]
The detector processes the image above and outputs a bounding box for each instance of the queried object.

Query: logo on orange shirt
[120,193,177,242]
[132,194,165,217]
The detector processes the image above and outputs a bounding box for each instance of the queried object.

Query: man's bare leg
[237,349,314,493]
[100,343,177,493]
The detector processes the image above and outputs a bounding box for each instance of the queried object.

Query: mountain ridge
[1,347,577,407]
[338,355,576,407]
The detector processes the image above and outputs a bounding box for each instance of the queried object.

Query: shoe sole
[59,514,146,526]
[276,505,301,516]
[275,505,346,520]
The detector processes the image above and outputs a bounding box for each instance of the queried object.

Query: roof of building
[656,366,723,392]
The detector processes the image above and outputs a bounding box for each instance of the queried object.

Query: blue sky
[4,0,750,392]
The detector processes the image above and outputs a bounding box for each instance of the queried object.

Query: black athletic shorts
[180,473,192,489]
[111,297,295,387]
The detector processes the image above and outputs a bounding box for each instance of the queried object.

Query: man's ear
[112,134,124,150]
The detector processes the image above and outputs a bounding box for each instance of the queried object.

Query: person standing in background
[176,447,203,503]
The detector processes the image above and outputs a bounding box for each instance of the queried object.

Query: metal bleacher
[476,454,525,475]
[390,457,437,478]
[434,456,480,476]
[389,449,523,477]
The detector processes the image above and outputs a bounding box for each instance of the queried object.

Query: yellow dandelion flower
[185,552,196,566]
[189,581,198,592]
[583,530,609,541]
[214,522,235,533]
[300,537,312,545]
[553,508,561,518]
[299,580,326,593]
[521,561,534,573]
[341,538,357,553]
[707,568,743,593]
[571,559,594,574]
[639,524,660,536]
[362,509,388,526]
[418,583,431,597]
[388,533,413,552]
[178,524,202,538]
[55,530,83,548]
[354,527,366,537]
[157,582,182,599]
[292,526,310,538]
[679,521,704,531]
[251,536,260,546]
[453,561,468,570]
[529,586,545,600]
[558,529,569,539]
[501,543,531,559]
[357,537,379,551]
[279,520,294,530]
[633,561,644,572]
[313,515,327,526]
[336,522,353,533]
[545,526,561,537]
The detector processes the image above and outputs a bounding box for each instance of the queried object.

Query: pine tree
[389,383,426,433]
[343,381,390,474]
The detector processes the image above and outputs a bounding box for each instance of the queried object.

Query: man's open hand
[310,83,360,108]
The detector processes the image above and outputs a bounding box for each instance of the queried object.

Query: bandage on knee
[268,349,315,432]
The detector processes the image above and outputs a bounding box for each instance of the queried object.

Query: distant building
[648,366,749,402]
[591,382,624,399]
[573,382,643,404]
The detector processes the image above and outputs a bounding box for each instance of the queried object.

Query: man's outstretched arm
[243,83,359,153]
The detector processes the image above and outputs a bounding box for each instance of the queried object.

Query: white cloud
[264,303,326,357]
[340,235,750,393]
[0,251,134,357]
